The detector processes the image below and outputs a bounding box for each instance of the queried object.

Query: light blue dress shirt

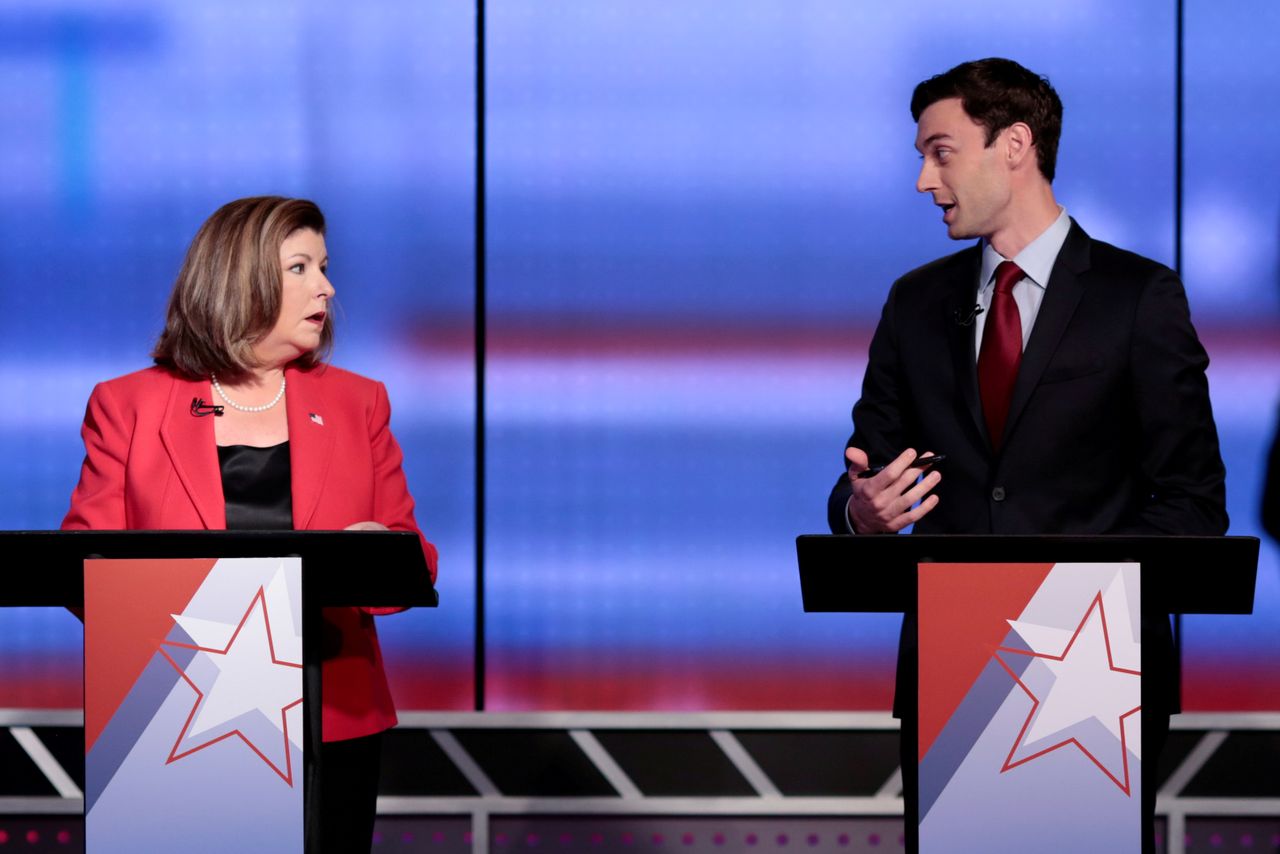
[973,207,1072,357]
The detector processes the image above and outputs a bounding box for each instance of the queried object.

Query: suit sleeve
[1263,404,1280,544]
[827,282,912,533]
[62,381,129,531]
[362,380,439,615]
[1114,269,1228,535]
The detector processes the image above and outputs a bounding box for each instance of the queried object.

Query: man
[827,58,1227,852]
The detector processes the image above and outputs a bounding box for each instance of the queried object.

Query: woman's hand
[345,520,406,616]
[345,520,390,531]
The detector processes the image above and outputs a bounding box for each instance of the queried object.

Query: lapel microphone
[190,397,224,417]
[953,304,984,327]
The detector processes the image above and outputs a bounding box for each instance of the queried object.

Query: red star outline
[158,586,304,786]
[993,591,1141,795]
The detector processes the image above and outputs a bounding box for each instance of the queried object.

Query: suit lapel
[286,365,335,529]
[945,246,987,449]
[1001,221,1092,446]
[159,374,225,529]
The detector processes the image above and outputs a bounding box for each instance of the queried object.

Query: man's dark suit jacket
[827,220,1228,717]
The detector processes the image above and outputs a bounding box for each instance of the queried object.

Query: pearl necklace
[210,373,286,413]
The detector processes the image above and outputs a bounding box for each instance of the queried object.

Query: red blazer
[62,363,438,742]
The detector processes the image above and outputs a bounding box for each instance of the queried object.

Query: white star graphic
[159,586,303,784]
[995,592,1142,794]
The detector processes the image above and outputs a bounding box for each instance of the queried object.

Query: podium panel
[85,557,304,853]
[0,530,434,852]
[918,561,1142,853]
[796,533,1258,853]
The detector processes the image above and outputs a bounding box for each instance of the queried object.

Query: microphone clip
[953,304,984,327]
[190,397,224,417]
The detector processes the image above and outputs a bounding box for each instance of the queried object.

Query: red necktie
[977,260,1025,449]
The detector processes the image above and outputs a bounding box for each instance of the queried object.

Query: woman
[62,196,437,852]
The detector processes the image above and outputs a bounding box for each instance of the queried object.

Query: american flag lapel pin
[309,413,324,426]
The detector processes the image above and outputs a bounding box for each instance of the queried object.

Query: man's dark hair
[911,58,1063,182]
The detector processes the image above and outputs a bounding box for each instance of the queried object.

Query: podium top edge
[3,529,419,539]
[0,529,436,608]
[795,533,1259,614]
[796,533,1260,543]
[795,532,1261,567]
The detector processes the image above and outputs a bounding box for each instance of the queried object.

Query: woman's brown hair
[153,196,332,382]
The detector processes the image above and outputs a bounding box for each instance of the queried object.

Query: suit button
[991,487,1006,502]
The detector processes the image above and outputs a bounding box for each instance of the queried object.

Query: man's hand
[845,447,941,533]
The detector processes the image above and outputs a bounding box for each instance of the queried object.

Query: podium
[1,529,436,853]
[796,534,1258,854]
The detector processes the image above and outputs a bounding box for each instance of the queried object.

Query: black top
[216,441,325,706]
[217,442,293,530]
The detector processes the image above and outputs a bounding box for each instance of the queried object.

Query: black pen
[856,454,946,479]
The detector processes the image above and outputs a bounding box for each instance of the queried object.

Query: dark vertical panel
[475,0,488,711]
